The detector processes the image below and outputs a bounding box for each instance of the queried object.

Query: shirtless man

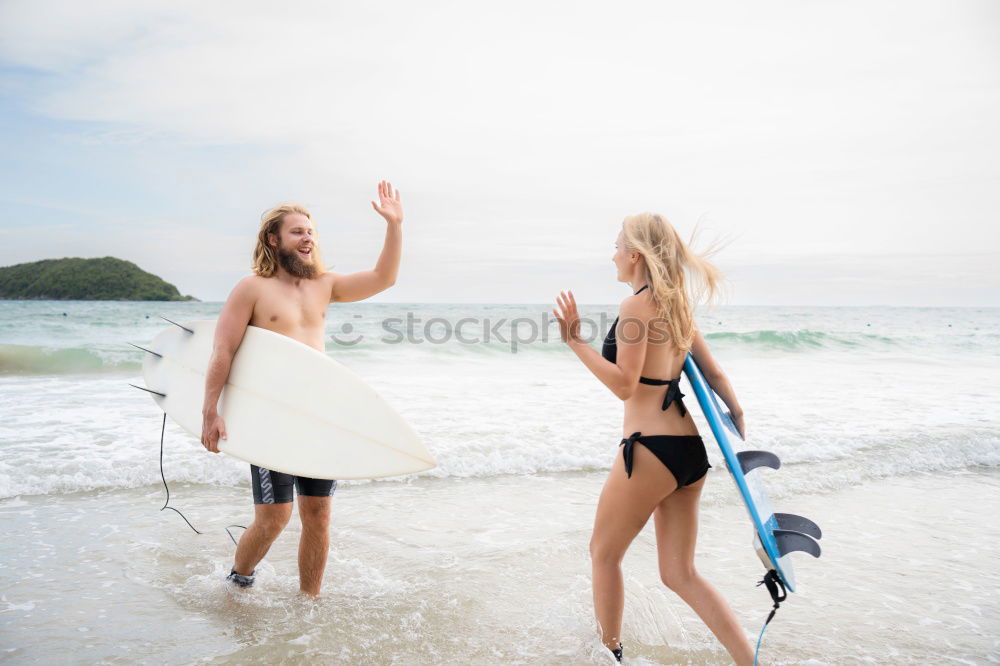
[200,181,403,595]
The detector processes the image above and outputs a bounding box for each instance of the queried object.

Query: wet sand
[2,467,998,664]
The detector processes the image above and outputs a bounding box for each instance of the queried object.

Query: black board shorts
[250,465,338,504]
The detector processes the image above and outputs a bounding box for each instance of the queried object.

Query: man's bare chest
[250,281,329,332]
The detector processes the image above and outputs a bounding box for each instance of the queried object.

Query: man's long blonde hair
[622,213,723,352]
[251,203,326,277]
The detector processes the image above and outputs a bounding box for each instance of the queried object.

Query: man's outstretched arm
[201,277,256,453]
[330,180,403,303]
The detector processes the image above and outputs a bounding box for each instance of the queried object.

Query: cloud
[722,253,1000,306]
[1,1,998,304]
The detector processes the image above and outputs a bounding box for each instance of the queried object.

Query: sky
[1,1,998,305]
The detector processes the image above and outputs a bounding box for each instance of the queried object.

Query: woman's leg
[653,477,754,666]
[591,444,679,651]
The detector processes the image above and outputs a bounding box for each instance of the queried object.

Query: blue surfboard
[683,355,821,592]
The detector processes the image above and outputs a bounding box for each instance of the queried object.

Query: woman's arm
[689,329,746,438]
[554,291,647,401]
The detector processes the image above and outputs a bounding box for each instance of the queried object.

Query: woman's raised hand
[553,290,582,345]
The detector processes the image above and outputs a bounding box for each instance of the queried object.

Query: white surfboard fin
[130,343,162,358]
[160,316,194,334]
[773,529,821,558]
[774,513,822,540]
[736,450,781,474]
[129,383,166,398]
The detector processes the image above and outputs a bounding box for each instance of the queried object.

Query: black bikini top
[601,284,687,416]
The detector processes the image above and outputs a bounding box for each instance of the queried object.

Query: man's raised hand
[371,180,403,225]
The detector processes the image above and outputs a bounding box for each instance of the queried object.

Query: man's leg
[233,502,293,576]
[231,465,294,581]
[296,478,336,595]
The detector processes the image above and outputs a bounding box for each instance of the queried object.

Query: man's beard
[277,245,319,279]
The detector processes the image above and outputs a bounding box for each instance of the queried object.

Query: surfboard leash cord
[753,569,787,666]
[157,412,247,546]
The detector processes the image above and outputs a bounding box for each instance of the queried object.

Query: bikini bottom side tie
[618,431,711,486]
[620,432,643,479]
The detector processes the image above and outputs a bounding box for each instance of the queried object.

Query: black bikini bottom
[619,432,711,487]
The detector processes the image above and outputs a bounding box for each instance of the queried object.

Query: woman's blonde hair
[252,203,326,277]
[621,213,723,352]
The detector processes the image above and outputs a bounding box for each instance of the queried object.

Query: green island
[0,257,197,301]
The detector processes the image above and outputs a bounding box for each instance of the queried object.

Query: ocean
[1,301,998,664]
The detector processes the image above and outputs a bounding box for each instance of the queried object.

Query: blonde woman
[553,213,753,664]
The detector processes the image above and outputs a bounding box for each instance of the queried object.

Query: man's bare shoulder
[231,274,265,294]
[226,274,275,307]
[316,270,338,297]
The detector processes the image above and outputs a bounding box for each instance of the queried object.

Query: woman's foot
[611,642,623,662]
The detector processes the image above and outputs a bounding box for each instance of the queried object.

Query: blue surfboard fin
[774,513,822,540]
[736,450,781,474]
[774,529,821,558]
[160,316,194,334]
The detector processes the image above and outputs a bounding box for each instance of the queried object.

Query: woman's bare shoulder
[619,289,658,320]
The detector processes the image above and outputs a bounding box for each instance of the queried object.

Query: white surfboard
[137,319,435,480]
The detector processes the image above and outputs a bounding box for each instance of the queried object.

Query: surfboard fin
[736,450,781,474]
[773,529,821,558]
[129,383,166,398]
[130,343,162,358]
[160,316,194,334]
[774,513,822,540]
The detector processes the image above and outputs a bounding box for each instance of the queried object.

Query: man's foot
[226,568,255,588]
